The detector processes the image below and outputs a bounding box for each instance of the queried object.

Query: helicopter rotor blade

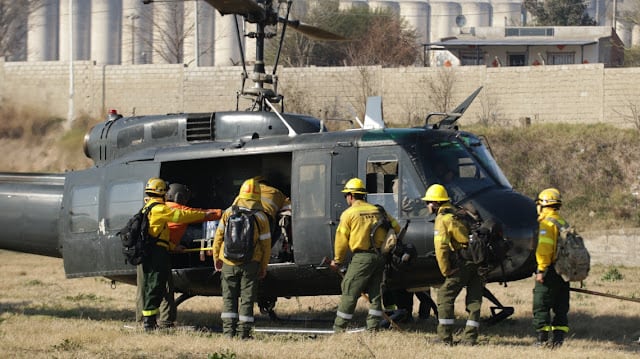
[203,0,266,21]
[281,18,347,41]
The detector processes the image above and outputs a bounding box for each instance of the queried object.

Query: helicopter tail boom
[0,173,64,258]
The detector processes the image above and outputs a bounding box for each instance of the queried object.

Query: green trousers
[141,245,171,318]
[334,252,385,331]
[136,262,175,325]
[533,267,570,333]
[436,261,483,343]
[220,261,259,337]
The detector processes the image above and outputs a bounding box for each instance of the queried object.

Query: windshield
[416,131,511,203]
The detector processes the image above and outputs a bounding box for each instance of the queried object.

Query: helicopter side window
[69,185,99,233]
[299,164,325,218]
[106,181,144,230]
[366,159,398,218]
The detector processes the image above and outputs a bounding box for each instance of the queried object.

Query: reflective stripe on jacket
[536,207,565,273]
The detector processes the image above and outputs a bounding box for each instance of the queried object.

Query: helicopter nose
[464,188,538,281]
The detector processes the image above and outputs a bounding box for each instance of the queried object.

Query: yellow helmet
[238,178,262,201]
[342,178,367,194]
[422,184,450,202]
[145,177,167,196]
[537,188,562,207]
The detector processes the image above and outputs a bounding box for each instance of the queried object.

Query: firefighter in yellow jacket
[330,177,400,331]
[140,177,218,331]
[533,188,570,348]
[423,184,482,346]
[213,178,271,339]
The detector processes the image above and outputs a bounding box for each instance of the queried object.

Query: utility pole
[67,0,75,129]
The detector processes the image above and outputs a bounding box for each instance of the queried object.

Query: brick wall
[2,61,640,129]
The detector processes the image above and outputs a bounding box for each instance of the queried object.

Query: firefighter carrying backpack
[546,218,591,282]
[223,205,257,261]
[118,202,160,265]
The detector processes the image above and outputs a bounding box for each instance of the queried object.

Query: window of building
[508,53,526,66]
[548,52,575,65]
[459,50,485,65]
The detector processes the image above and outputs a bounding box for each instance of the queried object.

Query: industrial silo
[28,0,60,61]
[91,0,121,65]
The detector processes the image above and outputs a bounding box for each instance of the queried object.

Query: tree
[0,1,42,61]
[267,0,418,67]
[138,2,194,64]
[524,0,596,26]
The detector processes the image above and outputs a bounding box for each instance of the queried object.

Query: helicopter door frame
[61,162,160,278]
[291,146,356,265]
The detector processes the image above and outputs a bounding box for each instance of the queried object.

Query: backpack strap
[370,205,392,255]
[143,202,163,242]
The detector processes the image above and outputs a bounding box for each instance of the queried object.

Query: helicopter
[0,0,537,324]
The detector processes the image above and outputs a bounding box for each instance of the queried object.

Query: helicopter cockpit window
[106,181,144,230]
[70,185,99,233]
[457,133,511,188]
[418,134,505,202]
[365,158,398,218]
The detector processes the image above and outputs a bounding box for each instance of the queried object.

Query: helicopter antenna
[428,86,483,129]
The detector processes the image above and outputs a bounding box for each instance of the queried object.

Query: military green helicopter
[0,0,537,324]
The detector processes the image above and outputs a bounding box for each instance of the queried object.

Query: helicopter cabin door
[291,146,356,265]
[61,162,160,278]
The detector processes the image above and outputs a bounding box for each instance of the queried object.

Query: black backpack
[118,202,160,265]
[460,219,511,278]
[223,205,257,261]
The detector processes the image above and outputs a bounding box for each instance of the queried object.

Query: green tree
[524,0,596,26]
[268,0,418,67]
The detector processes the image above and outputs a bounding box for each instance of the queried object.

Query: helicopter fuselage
[0,110,537,302]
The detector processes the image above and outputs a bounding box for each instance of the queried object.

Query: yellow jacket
[536,207,565,273]
[212,198,272,272]
[144,198,207,251]
[433,202,469,276]
[333,200,401,264]
[233,183,291,220]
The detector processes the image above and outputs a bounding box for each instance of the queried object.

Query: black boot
[551,330,564,348]
[535,331,549,347]
[143,315,158,332]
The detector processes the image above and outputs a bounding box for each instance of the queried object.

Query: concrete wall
[584,229,640,267]
[2,61,640,129]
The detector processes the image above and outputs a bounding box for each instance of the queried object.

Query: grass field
[1,250,639,358]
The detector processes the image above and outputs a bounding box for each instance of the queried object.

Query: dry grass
[1,249,639,358]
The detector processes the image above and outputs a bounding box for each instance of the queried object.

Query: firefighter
[140,177,219,331]
[212,178,271,339]
[135,183,221,328]
[423,184,482,346]
[330,177,401,332]
[533,188,570,348]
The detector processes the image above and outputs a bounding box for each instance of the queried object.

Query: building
[15,1,639,66]
[427,26,624,67]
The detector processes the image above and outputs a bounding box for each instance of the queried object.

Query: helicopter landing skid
[482,287,515,326]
